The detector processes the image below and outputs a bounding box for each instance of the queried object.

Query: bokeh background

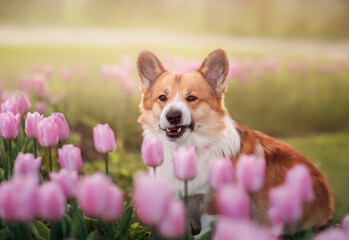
[0,0,349,222]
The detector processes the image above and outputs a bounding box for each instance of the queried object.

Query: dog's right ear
[137,51,165,91]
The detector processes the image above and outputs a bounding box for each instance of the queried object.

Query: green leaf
[196,231,211,240]
[115,205,133,240]
[70,210,88,240]
[14,224,34,240]
[50,222,63,240]
[86,231,103,240]
[0,169,6,182]
[29,220,50,240]
[0,227,10,240]
[100,222,115,240]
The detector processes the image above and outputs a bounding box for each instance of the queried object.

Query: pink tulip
[268,184,303,225]
[0,176,39,222]
[0,112,21,140]
[173,146,197,181]
[100,185,124,221]
[209,157,234,190]
[1,98,20,115]
[236,154,266,193]
[50,113,69,142]
[1,91,31,116]
[157,199,186,238]
[35,101,47,114]
[25,112,44,139]
[141,136,164,168]
[39,182,66,221]
[132,174,172,224]
[60,67,73,82]
[93,123,117,153]
[37,117,59,147]
[316,228,347,240]
[50,169,79,199]
[14,153,42,177]
[216,184,250,220]
[78,173,124,221]
[342,215,349,235]
[19,74,50,98]
[212,217,274,240]
[58,144,83,172]
[285,164,314,203]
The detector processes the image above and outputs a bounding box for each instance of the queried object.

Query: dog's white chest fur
[147,116,241,196]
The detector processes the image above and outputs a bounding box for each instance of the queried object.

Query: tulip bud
[157,199,186,238]
[209,157,234,190]
[315,228,347,240]
[37,117,59,147]
[0,112,21,140]
[0,176,39,222]
[141,136,164,168]
[78,173,124,221]
[50,113,69,142]
[93,124,116,154]
[285,164,314,203]
[216,184,250,220]
[25,112,44,139]
[35,101,47,114]
[173,146,197,181]
[268,185,303,225]
[236,154,266,193]
[50,169,79,199]
[39,182,66,222]
[1,98,20,116]
[1,91,31,116]
[132,174,172,224]
[14,153,42,177]
[58,144,83,172]
[342,215,349,235]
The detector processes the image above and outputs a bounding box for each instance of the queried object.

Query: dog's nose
[166,110,182,124]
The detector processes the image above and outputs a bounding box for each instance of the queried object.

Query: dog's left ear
[198,49,229,95]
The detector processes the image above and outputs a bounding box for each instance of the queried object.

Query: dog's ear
[137,51,165,91]
[198,49,229,95]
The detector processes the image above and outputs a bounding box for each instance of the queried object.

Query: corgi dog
[137,49,334,234]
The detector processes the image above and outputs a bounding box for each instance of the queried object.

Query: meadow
[0,43,349,239]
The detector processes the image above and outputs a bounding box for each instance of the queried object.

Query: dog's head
[137,49,229,143]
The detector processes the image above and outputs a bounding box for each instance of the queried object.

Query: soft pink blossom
[50,169,79,199]
[78,173,123,221]
[236,154,266,193]
[35,101,47,114]
[37,117,59,147]
[216,184,250,220]
[14,153,42,177]
[157,199,186,238]
[1,91,31,116]
[60,67,73,82]
[315,227,347,240]
[19,74,49,98]
[38,182,66,222]
[173,146,197,181]
[0,176,39,222]
[93,123,117,154]
[50,113,69,142]
[1,98,20,115]
[209,157,234,190]
[25,112,44,139]
[212,217,274,240]
[285,164,314,203]
[268,184,303,225]
[132,174,172,224]
[141,136,164,168]
[341,214,349,235]
[0,112,21,140]
[58,144,83,172]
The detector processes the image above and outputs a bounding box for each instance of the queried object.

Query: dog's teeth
[177,127,181,132]
[166,128,170,132]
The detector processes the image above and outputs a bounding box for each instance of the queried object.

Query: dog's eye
[186,96,198,102]
[158,95,168,102]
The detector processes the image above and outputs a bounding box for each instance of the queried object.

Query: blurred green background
[0,0,348,223]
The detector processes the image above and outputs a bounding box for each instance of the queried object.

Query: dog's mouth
[162,123,194,139]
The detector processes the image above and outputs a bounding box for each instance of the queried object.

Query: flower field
[0,43,349,240]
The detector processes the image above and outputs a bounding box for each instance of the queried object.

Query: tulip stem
[153,167,156,176]
[48,147,52,172]
[184,180,188,207]
[34,139,37,158]
[8,140,12,162]
[58,141,62,148]
[104,153,109,176]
